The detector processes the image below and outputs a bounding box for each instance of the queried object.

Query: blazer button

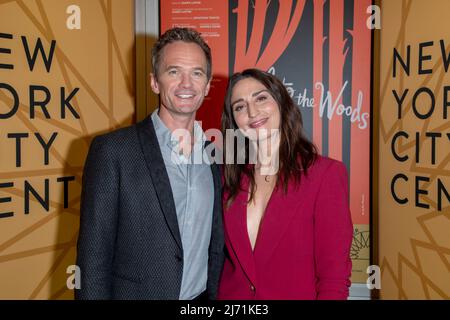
[175,254,182,262]
[249,284,255,291]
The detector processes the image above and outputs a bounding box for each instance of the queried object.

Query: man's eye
[168,69,178,75]
[193,71,204,77]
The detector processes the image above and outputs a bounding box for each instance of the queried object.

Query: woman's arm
[313,160,353,300]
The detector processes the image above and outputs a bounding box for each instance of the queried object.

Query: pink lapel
[224,174,309,284]
[223,176,257,285]
[253,178,307,264]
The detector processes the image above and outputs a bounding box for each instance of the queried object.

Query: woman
[217,69,353,300]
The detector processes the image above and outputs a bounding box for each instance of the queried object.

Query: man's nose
[179,73,193,88]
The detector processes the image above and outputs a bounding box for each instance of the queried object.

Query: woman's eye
[234,105,244,112]
[256,95,267,102]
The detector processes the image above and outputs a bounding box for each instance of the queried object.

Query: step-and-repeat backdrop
[378,0,450,299]
[0,0,135,299]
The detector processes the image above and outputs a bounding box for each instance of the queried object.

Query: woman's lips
[249,118,268,129]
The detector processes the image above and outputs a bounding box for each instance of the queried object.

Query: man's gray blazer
[75,115,225,299]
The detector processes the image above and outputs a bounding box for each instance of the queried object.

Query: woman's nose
[247,102,259,118]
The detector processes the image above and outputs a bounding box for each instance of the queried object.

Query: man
[75,28,224,300]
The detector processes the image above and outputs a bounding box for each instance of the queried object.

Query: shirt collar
[151,109,206,156]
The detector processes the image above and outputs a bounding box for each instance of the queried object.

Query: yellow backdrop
[0,0,135,299]
[378,0,450,299]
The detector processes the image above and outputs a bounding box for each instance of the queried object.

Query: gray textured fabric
[151,111,214,299]
[75,115,224,300]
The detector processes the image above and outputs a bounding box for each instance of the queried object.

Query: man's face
[151,41,211,117]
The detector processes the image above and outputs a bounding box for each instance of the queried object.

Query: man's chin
[175,104,200,113]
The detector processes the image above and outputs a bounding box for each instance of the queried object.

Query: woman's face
[230,77,281,141]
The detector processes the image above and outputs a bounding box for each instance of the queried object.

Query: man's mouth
[176,93,195,99]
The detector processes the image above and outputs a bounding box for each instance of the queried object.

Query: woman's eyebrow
[231,89,269,107]
[231,98,243,108]
[252,89,268,97]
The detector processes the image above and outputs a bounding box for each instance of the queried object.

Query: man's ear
[150,73,160,94]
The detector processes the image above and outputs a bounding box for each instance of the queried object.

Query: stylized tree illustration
[232,0,306,72]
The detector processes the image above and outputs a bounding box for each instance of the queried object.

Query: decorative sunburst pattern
[0,0,135,299]
[350,224,370,283]
[378,0,450,299]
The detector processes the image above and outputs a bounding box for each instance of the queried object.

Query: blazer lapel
[253,180,307,264]
[136,116,182,251]
[224,176,257,285]
[208,154,224,254]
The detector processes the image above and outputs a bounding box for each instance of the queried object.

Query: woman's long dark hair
[222,68,318,208]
